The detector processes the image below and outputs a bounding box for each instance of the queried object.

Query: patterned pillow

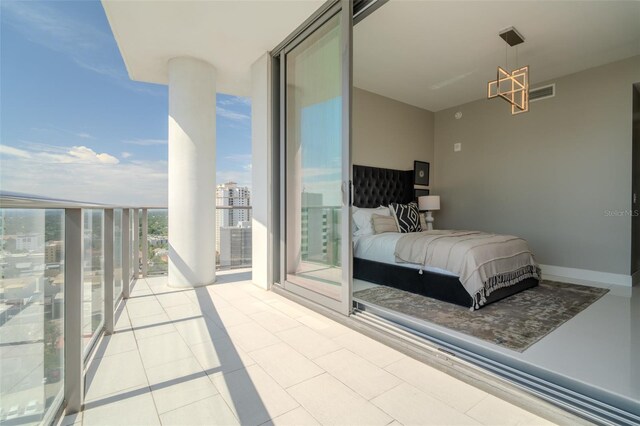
[389,202,422,233]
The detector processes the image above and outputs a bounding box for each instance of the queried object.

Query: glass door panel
[283,3,351,314]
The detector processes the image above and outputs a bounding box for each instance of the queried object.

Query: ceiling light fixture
[487,27,529,115]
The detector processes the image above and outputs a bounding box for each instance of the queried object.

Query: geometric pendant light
[487,27,529,115]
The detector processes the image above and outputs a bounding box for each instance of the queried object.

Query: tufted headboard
[353,165,414,208]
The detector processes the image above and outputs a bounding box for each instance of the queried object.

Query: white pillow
[352,206,360,233]
[353,206,390,237]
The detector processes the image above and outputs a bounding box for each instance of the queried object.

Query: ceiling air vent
[530,84,555,102]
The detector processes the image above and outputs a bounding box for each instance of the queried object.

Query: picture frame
[414,161,430,186]
[414,188,430,202]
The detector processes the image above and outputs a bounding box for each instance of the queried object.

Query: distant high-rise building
[215,182,251,253]
[14,234,45,252]
[219,224,252,268]
[45,241,63,264]
[301,192,328,262]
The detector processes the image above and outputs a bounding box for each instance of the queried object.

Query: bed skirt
[353,257,539,309]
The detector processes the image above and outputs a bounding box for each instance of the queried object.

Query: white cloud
[0,145,32,159]
[123,138,167,146]
[1,152,167,206]
[27,145,120,165]
[27,127,97,141]
[224,154,252,162]
[18,141,70,155]
[217,107,250,121]
[67,146,119,164]
[0,143,256,206]
[4,142,123,164]
[218,96,251,107]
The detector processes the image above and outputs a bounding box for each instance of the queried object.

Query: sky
[0,0,252,206]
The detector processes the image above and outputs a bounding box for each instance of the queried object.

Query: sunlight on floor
[60,269,555,426]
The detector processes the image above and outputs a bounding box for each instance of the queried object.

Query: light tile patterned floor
[61,270,555,426]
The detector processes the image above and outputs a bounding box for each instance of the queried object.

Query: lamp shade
[418,195,440,211]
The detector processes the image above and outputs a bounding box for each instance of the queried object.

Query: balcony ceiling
[101,0,323,96]
[354,1,640,111]
[103,1,640,106]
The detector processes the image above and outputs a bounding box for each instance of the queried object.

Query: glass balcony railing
[300,206,341,268]
[82,209,104,356]
[145,209,168,276]
[215,206,252,270]
[144,207,253,275]
[0,194,252,425]
[0,208,65,426]
[113,209,123,307]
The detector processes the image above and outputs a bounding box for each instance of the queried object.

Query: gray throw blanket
[394,230,540,310]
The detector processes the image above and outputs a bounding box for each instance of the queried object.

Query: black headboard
[353,165,414,208]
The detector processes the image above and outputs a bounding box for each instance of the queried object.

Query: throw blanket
[394,230,540,310]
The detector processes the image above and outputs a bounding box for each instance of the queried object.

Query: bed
[352,164,540,309]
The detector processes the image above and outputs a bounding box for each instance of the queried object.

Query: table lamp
[418,195,440,231]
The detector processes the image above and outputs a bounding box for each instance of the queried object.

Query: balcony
[0,194,551,425]
[65,273,553,426]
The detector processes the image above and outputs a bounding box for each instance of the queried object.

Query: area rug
[353,280,608,352]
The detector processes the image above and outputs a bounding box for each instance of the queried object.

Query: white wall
[250,53,272,290]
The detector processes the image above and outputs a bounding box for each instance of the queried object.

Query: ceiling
[354,0,640,112]
[102,0,323,96]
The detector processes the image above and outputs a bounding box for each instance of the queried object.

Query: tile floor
[61,270,555,426]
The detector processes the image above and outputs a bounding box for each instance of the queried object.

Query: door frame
[271,0,353,315]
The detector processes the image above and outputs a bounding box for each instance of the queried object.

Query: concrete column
[251,53,272,290]
[168,57,217,288]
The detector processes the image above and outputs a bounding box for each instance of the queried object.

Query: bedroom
[347,0,640,421]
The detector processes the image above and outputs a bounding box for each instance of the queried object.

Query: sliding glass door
[278,1,352,314]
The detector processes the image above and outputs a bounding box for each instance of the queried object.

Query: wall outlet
[454,143,462,152]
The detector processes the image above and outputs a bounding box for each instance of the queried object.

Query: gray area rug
[354,280,608,352]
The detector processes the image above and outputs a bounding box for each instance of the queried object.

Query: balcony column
[250,53,273,290]
[168,56,217,288]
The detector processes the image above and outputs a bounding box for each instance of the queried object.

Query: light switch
[454,143,462,152]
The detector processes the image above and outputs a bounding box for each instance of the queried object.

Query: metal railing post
[64,208,83,414]
[141,208,148,277]
[122,209,131,299]
[133,209,140,278]
[103,209,114,335]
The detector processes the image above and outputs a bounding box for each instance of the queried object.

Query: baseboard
[540,264,632,288]
[632,269,640,286]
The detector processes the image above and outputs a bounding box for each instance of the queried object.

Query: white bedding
[353,232,458,277]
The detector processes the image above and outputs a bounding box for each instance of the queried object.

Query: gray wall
[353,87,434,174]
[433,55,640,274]
[632,84,640,275]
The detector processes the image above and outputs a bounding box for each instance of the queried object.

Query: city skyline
[0,0,252,206]
[215,182,252,257]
